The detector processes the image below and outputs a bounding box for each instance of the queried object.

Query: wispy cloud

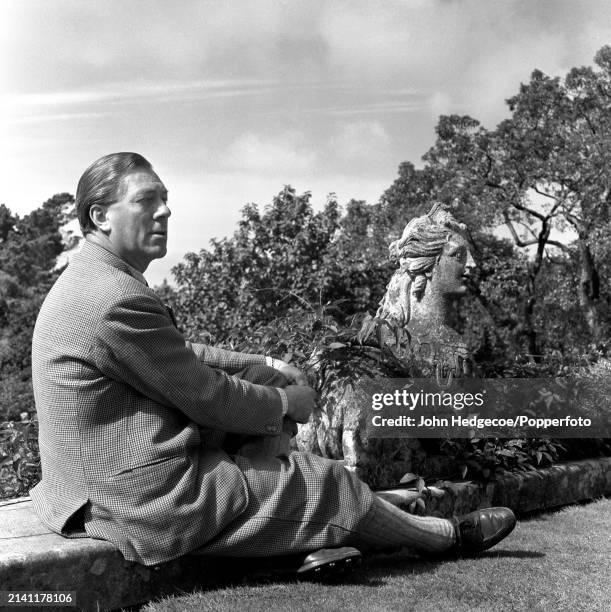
[8,112,111,125]
[3,79,284,110]
[321,101,424,116]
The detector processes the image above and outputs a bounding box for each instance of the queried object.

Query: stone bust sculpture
[376,202,476,377]
[296,202,477,487]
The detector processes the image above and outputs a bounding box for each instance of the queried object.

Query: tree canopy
[0,194,74,418]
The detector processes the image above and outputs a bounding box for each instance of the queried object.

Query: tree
[398,48,611,357]
[0,195,75,418]
[379,162,442,227]
[171,187,341,341]
[0,193,74,287]
[0,205,16,242]
[321,199,392,315]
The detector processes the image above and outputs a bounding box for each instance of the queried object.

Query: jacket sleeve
[93,292,284,436]
[185,340,266,374]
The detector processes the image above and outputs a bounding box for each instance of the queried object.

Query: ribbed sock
[353,495,456,554]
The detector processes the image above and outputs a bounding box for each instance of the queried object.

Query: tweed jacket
[30,240,285,565]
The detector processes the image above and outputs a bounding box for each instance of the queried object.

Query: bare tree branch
[532,185,562,202]
[545,239,571,252]
[516,220,539,241]
[512,200,547,222]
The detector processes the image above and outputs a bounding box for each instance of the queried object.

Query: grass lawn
[142,498,611,612]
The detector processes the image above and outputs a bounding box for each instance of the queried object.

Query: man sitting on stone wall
[30,152,516,574]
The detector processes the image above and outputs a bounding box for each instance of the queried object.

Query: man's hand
[277,363,309,386]
[267,356,309,386]
[283,385,317,423]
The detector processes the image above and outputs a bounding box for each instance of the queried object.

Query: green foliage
[0,292,46,374]
[0,193,73,286]
[169,187,398,343]
[0,372,35,422]
[0,194,76,493]
[171,187,342,341]
[323,199,394,314]
[0,194,74,417]
[438,437,567,481]
[437,431,610,482]
[0,418,40,500]
[206,297,610,479]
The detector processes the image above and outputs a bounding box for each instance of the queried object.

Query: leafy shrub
[0,417,40,499]
[0,372,35,421]
[437,438,566,481]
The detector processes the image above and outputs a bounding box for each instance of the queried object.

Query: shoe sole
[297,549,363,577]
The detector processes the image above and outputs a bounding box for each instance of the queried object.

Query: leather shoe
[217,546,362,579]
[452,507,516,555]
[296,546,362,576]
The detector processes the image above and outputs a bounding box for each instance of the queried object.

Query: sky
[1,0,610,285]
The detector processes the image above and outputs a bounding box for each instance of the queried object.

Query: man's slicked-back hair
[76,152,154,235]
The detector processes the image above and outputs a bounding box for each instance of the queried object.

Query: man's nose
[154,202,171,219]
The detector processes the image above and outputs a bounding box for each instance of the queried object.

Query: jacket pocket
[109,454,188,478]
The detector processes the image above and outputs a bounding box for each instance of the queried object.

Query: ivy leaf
[357,315,375,345]
[428,486,445,498]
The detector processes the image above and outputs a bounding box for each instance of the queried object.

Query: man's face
[103,170,171,272]
[433,232,475,297]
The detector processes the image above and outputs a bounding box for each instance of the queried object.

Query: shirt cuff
[266,355,286,369]
[276,387,289,416]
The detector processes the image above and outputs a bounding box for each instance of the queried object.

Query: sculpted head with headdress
[377,203,475,327]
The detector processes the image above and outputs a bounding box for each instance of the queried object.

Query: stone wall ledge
[1,457,610,611]
[423,456,611,517]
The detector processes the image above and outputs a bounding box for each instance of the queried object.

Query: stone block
[0,498,223,611]
[491,457,611,512]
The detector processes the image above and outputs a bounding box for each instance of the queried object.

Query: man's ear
[89,204,111,233]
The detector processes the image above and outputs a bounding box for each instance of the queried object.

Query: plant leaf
[399,472,418,484]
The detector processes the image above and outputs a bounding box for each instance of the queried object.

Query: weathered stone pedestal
[296,376,425,488]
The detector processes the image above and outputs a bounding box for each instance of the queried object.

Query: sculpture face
[432,232,475,297]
